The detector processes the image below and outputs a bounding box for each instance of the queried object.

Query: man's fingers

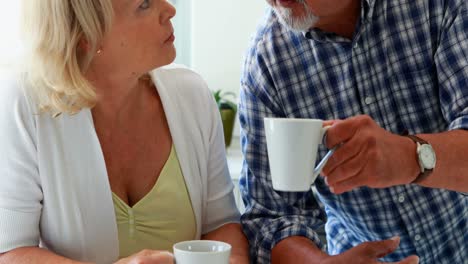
[330,175,364,194]
[389,255,419,264]
[324,141,369,185]
[322,134,366,178]
[361,236,400,258]
[325,115,371,148]
[323,119,341,127]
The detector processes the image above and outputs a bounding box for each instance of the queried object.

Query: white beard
[274,1,319,31]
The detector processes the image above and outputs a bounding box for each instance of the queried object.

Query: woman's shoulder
[151,64,213,105]
[154,63,200,78]
[0,71,39,141]
[0,71,24,100]
[150,64,219,136]
[0,71,37,114]
[153,63,209,89]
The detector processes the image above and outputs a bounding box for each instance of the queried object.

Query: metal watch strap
[403,134,433,183]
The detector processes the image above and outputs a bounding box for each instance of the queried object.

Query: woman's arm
[0,247,174,264]
[202,223,250,264]
[0,247,91,264]
[0,81,73,264]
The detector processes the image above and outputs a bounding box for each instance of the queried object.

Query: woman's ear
[79,39,102,55]
[78,38,91,53]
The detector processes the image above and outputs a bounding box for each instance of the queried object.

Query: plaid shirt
[239,0,468,263]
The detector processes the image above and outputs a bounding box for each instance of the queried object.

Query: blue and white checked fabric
[239,0,468,263]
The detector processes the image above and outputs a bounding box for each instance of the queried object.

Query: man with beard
[238,0,467,263]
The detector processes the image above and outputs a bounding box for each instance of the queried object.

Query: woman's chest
[99,127,172,207]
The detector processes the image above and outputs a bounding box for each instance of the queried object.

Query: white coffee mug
[264,118,337,192]
[173,240,231,264]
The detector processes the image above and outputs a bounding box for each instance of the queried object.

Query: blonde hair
[21,0,114,116]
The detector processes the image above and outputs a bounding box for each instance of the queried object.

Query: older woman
[0,0,249,263]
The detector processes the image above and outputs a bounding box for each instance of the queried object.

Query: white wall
[191,1,268,96]
[0,2,22,69]
[172,0,192,66]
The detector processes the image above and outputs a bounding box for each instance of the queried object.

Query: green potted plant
[212,90,237,147]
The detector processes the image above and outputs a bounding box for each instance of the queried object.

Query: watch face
[420,144,436,169]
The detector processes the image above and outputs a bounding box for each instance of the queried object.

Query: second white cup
[173,240,231,264]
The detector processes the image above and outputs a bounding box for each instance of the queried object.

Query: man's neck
[314,0,361,39]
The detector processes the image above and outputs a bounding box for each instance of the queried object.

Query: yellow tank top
[112,145,196,258]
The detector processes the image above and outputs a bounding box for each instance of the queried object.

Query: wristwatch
[404,134,436,183]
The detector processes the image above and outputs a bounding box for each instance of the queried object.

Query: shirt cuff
[0,207,40,253]
[448,115,468,131]
[249,216,326,263]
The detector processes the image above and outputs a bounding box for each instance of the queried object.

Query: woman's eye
[138,0,151,10]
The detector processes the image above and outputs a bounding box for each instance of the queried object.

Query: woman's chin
[150,50,177,69]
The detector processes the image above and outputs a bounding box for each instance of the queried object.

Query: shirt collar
[364,0,376,23]
[303,0,376,43]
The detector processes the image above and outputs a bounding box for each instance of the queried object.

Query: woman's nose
[161,1,176,24]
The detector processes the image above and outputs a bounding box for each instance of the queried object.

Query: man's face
[266,0,318,31]
[266,0,353,31]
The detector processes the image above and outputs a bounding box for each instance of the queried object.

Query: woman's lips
[165,33,175,43]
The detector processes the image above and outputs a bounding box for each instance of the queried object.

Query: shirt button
[398,195,405,203]
[414,234,421,241]
[364,97,374,105]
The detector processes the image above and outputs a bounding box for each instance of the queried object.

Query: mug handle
[312,126,341,180]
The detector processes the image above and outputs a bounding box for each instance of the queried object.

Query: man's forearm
[271,236,328,264]
[0,247,91,264]
[417,129,468,192]
[201,223,250,263]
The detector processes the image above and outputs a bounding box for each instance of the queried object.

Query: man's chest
[272,2,444,133]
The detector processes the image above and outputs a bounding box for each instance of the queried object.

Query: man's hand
[321,115,420,194]
[322,237,419,264]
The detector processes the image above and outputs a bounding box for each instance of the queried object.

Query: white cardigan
[0,65,240,263]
